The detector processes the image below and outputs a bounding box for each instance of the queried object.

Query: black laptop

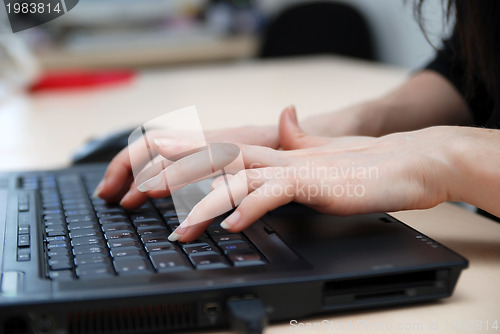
[0,163,468,334]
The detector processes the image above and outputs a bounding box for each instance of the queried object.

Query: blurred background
[0,0,455,171]
[1,0,450,74]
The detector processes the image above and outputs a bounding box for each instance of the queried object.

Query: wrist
[418,126,468,204]
[439,127,500,212]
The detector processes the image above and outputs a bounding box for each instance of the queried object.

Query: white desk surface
[1,56,499,333]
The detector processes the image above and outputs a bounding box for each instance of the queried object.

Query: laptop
[0,162,468,334]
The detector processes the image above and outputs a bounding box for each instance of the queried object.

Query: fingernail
[288,105,297,123]
[220,211,240,230]
[154,138,176,147]
[119,190,133,207]
[168,221,188,242]
[210,177,225,190]
[167,231,181,242]
[137,174,163,192]
[92,179,105,198]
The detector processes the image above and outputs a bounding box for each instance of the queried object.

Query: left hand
[168,107,458,242]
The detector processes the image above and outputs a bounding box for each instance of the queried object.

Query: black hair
[415,0,500,101]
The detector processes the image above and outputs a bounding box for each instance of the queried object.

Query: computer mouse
[72,127,135,164]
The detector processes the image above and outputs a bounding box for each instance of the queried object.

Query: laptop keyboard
[25,171,266,280]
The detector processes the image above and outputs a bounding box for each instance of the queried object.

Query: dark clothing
[425,32,500,222]
[425,33,500,128]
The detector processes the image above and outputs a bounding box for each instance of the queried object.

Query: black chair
[258,1,375,61]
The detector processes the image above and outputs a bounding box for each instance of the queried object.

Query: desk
[37,35,259,69]
[1,56,499,333]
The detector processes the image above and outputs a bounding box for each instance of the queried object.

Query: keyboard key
[65,209,93,217]
[107,239,142,249]
[44,214,65,221]
[213,234,243,243]
[150,252,191,272]
[71,236,106,247]
[114,257,152,275]
[129,203,154,212]
[166,222,180,232]
[47,240,70,250]
[218,240,252,254]
[134,218,165,228]
[141,234,169,244]
[18,193,29,211]
[227,251,266,267]
[131,213,157,221]
[189,253,229,269]
[144,242,177,253]
[207,226,231,237]
[46,230,68,237]
[73,245,108,256]
[76,264,115,278]
[183,243,217,255]
[49,253,72,262]
[182,235,210,245]
[18,235,30,247]
[43,209,63,215]
[110,247,145,258]
[43,203,62,211]
[17,251,31,261]
[66,215,96,223]
[69,228,100,239]
[48,248,72,258]
[46,235,67,242]
[49,270,75,280]
[49,257,73,270]
[62,199,88,206]
[96,210,126,218]
[102,223,134,233]
[104,231,136,240]
[99,216,130,224]
[68,222,99,231]
[63,203,90,211]
[161,211,178,219]
[154,200,175,210]
[44,219,66,227]
[136,226,168,235]
[74,254,111,266]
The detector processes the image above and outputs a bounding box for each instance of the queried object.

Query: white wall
[258,0,452,70]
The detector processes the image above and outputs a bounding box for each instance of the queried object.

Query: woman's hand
[169,107,460,242]
[94,124,280,208]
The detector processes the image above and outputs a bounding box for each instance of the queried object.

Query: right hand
[94,124,280,209]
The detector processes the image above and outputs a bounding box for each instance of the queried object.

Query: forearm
[302,70,473,137]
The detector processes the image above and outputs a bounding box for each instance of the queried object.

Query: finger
[142,142,279,192]
[97,129,201,201]
[239,144,289,169]
[279,106,334,150]
[210,174,234,190]
[96,128,165,200]
[118,180,150,209]
[168,168,274,242]
[102,173,137,204]
[220,178,294,233]
[134,155,172,187]
[95,147,135,201]
[154,137,207,160]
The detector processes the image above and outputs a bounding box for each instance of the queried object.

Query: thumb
[279,106,333,150]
